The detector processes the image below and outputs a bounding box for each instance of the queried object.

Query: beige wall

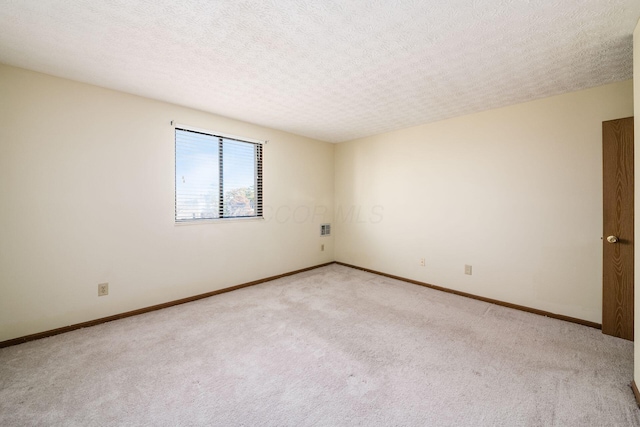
[335,80,633,323]
[0,64,334,342]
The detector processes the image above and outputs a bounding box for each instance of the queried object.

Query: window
[175,127,263,222]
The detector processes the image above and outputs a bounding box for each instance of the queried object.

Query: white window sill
[175,217,265,226]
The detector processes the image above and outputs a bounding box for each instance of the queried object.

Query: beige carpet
[0,264,637,426]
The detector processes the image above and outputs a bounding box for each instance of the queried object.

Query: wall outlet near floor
[98,283,109,296]
[419,258,426,267]
[464,265,472,275]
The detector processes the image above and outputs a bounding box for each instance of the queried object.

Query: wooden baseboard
[335,262,602,329]
[0,262,334,349]
[632,381,640,407]
[1,260,603,348]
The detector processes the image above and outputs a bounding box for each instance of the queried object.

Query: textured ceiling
[0,1,638,143]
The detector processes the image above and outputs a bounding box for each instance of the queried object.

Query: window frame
[173,123,264,224]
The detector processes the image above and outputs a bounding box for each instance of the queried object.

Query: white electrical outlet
[98,283,109,296]
[465,265,472,275]
[420,258,425,267]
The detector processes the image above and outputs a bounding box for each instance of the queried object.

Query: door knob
[607,235,619,243]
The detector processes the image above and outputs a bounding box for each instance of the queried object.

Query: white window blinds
[175,128,263,222]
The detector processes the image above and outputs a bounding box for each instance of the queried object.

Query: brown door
[602,117,634,341]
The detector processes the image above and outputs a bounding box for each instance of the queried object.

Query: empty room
[2,1,640,425]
